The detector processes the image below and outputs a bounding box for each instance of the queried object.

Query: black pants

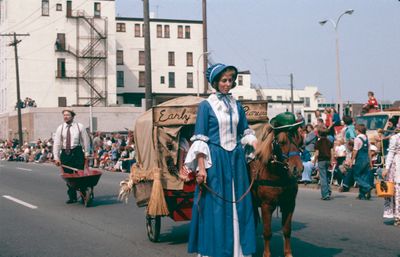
[60,146,84,200]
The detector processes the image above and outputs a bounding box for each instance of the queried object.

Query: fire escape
[56,10,108,106]
[255,85,266,100]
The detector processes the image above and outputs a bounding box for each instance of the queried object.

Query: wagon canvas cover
[133,96,268,190]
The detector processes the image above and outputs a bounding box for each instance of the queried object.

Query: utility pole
[143,0,153,110]
[0,32,30,146]
[290,73,294,113]
[202,0,208,94]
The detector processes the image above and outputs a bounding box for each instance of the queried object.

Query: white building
[115,17,205,106]
[0,0,117,113]
[231,72,323,123]
[0,0,127,141]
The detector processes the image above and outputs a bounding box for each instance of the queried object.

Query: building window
[305,97,310,107]
[66,1,72,17]
[164,25,170,38]
[117,71,124,87]
[177,25,183,38]
[58,97,67,107]
[238,75,243,86]
[156,24,162,38]
[168,72,175,88]
[94,2,101,17]
[186,52,193,67]
[134,24,141,37]
[307,114,312,124]
[257,96,262,100]
[56,3,62,11]
[277,96,282,101]
[185,26,191,39]
[142,24,145,37]
[267,96,272,101]
[57,58,66,78]
[139,71,146,87]
[116,50,124,65]
[55,33,65,51]
[160,76,165,84]
[139,51,145,65]
[42,0,49,16]
[116,23,126,32]
[168,52,175,66]
[187,72,193,88]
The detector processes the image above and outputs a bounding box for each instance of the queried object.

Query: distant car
[355,109,400,144]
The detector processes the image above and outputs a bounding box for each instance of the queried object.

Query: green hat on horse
[269,112,303,132]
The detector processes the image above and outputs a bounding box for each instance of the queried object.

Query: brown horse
[251,124,304,257]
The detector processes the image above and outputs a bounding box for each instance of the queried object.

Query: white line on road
[2,195,38,209]
[16,167,32,171]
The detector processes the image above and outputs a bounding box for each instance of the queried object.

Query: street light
[196,51,211,97]
[319,9,354,118]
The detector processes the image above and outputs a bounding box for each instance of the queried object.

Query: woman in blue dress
[185,63,258,257]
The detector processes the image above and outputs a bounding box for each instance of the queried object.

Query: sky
[115,0,400,103]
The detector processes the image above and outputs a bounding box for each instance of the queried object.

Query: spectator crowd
[0,131,136,173]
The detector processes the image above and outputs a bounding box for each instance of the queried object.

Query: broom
[147,168,169,216]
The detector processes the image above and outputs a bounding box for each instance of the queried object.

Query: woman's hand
[196,169,207,185]
[252,140,258,150]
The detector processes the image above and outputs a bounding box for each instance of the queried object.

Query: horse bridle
[269,132,302,170]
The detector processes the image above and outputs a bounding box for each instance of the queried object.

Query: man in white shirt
[53,108,90,203]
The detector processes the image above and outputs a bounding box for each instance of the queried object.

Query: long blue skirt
[188,144,256,257]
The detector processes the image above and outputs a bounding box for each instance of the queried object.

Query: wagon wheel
[146,214,161,242]
[84,187,93,207]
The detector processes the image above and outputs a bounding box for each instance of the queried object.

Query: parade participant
[349,124,373,200]
[53,108,90,204]
[185,63,257,257]
[313,129,334,200]
[382,129,400,225]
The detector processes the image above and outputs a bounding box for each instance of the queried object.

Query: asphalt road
[1,161,399,257]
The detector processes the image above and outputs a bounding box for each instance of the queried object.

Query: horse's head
[255,124,304,179]
[273,129,304,178]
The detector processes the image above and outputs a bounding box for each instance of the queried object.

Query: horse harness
[254,132,301,188]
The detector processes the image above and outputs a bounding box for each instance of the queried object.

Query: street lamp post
[196,51,210,97]
[319,9,354,118]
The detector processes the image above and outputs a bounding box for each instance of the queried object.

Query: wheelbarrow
[61,165,102,207]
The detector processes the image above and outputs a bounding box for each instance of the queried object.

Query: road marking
[2,195,38,209]
[16,167,32,171]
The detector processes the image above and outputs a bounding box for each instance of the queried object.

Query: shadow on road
[89,195,122,207]
[159,222,191,245]
[152,215,343,256]
[254,218,343,257]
